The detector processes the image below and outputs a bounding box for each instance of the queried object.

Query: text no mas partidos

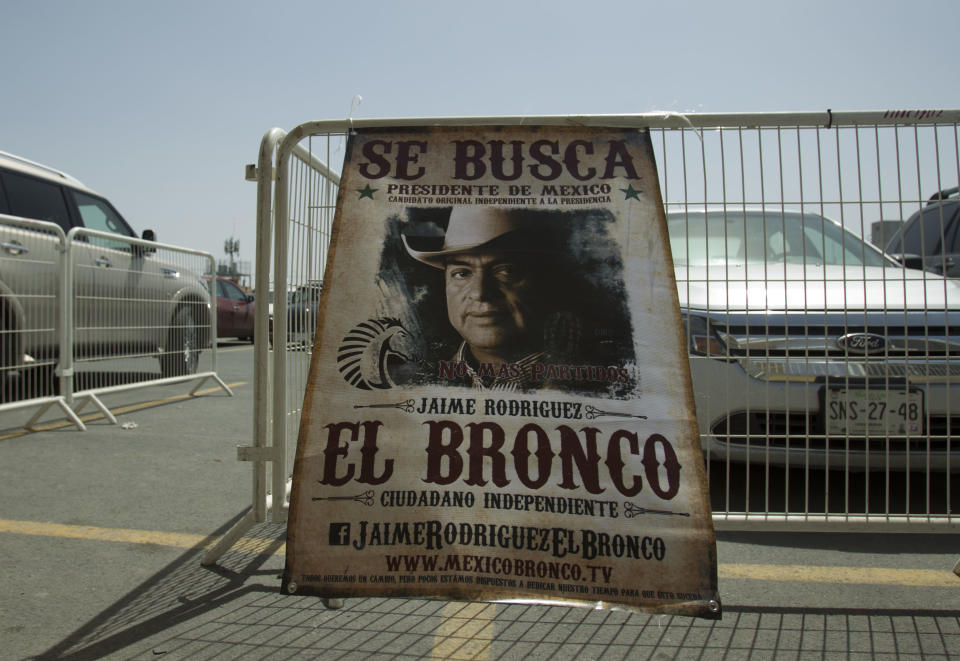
[318,419,682,501]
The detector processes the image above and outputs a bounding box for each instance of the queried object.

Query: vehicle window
[73,191,134,236]
[667,211,889,267]
[0,176,8,213]
[221,280,247,302]
[291,286,321,304]
[896,218,923,255]
[948,211,960,253]
[1,171,72,232]
[73,190,135,251]
[915,208,949,256]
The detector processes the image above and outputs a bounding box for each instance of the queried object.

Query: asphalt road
[1,342,958,660]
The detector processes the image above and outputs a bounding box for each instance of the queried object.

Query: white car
[0,151,211,400]
[668,208,960,470]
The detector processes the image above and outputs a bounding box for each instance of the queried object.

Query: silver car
[0,152,211,400]
[668,208,960,471]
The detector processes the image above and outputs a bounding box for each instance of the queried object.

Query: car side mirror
[246,294,255,303]
[133,229,158,256]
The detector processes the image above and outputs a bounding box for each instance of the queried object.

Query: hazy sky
[2,0,957,274]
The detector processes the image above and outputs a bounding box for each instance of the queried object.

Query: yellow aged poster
[282,125,720,617]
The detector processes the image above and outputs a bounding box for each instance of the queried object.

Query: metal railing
[0,214,232,430]
[204,129,340,563]
[206,110,960,563]
[651,111,960,530]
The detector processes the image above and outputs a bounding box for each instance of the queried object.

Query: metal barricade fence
[651,111,959,531]
[0,214,232,430]
[204,129,341,562]
[207,110,960,564]
[64,228,232,421]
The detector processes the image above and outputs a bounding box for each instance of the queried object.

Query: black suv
[884,187,960,278]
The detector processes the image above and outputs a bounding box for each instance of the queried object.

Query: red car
[207,277,255,341]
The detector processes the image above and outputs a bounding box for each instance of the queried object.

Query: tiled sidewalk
[31,523,960,660]
[130,595,960,660]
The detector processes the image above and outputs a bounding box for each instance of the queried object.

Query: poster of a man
[284,124,719,618]
[381,205,637,395]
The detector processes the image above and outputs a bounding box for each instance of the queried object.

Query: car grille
[710,311,960,358]
[696,311,960,385]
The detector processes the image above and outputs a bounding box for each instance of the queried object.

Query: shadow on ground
[30,513,960,660]
[33,512,283,661]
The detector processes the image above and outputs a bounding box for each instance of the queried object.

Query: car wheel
[0,312,53,402]
[160,304,201,377]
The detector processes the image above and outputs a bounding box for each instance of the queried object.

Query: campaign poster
[282,125,720,618]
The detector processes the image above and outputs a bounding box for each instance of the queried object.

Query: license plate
[824,387,924,436]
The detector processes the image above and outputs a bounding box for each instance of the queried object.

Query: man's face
[444,251,544,364]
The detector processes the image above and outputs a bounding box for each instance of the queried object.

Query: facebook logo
[329,523,351,546]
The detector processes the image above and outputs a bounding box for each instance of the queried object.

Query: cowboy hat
[403,206,548,269]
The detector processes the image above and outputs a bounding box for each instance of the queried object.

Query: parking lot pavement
[1,343,959,660]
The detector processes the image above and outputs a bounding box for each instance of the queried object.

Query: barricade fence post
[205,130,343,566]
[271,135,342,524]
[0,215,81,428]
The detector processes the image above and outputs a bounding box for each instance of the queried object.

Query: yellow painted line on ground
[1,519,958,589]
[718,563,959,587]
[0,381,248,440]
[0,519,211,549]
[0,519,277,555]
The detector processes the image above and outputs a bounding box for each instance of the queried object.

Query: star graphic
[621,185,643,201]
[357,184,377,199]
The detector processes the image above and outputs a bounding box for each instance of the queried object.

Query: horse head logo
[337,318,416,390]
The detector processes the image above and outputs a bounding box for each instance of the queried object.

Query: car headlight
[682,312,728,357]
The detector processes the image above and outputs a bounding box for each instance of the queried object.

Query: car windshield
[667,210,890,268]
[291,285,321,303]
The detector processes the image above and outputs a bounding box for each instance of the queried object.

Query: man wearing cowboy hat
[403,206,559,390]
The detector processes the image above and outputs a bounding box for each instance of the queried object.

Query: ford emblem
[837,332,886,355]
